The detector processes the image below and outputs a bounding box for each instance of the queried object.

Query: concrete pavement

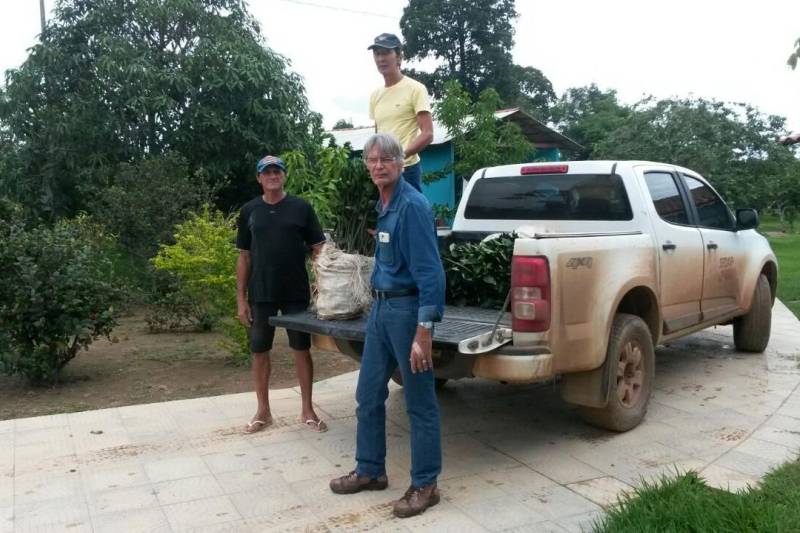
[1,301,799,532]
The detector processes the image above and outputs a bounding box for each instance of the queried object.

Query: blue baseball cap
[256,155,286,173]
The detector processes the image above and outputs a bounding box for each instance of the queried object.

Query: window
[464,174,633,221]
[682,175,734,230]
[644,172,690,225]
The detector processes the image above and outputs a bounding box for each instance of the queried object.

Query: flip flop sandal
[301,418,328,433]
[244,416,272,434]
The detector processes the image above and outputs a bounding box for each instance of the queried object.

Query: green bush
[86,153,217,259]
[151,205,248,362]
[0,214,123,384]
[443,233,515,308]
[145,290,214,333]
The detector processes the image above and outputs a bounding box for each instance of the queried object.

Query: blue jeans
[402,163,422,192]
[355,296,441,487]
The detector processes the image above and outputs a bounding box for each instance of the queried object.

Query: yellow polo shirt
[369,76,431,167]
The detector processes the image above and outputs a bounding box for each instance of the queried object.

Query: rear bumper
[471,352,554,383]
[313,333,555,384]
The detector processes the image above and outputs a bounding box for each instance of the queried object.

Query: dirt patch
[0,309,359,421]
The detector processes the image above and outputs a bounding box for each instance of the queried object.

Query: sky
[2,0,799,132]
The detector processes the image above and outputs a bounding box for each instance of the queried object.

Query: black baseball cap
[368,33,402,50]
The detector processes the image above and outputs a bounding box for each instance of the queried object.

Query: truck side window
[644,172,690,225]
[682,175,735,230]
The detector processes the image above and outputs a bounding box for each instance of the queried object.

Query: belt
[371,287,419,299]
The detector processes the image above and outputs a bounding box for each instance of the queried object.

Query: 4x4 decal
[566,257,593,269]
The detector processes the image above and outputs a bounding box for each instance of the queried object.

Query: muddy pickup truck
[272,160,778,431]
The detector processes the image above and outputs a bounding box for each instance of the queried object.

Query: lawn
[767,233,800,319]
[593,459,800,532]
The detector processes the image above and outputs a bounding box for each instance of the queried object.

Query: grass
[767,233,800,319]
[594,459,800,532]
[758,213,800,318]
[758,214,792,234]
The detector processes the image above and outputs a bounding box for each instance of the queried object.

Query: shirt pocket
[376,217,398,265]
[377,239,394,265]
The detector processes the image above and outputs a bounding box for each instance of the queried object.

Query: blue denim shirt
[372,178,445,323]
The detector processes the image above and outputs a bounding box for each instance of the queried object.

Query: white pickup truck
[272,160,778,431]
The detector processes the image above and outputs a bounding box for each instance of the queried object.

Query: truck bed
[269,306,511,348]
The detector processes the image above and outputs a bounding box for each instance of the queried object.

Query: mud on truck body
[272,160,778,431]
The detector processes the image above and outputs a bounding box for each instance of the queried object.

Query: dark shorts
[249,301,311,353]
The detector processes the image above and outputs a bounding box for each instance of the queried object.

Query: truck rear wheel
[577,313,655,432]
[733,274,772,353]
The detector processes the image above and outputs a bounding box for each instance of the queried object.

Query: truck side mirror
[736,208,759,231]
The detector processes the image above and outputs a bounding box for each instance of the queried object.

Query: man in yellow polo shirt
[368,33,433,192]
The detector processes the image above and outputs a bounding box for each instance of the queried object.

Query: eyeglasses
[364,156,398,167]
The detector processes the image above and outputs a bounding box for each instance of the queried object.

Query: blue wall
[420,142,455,211]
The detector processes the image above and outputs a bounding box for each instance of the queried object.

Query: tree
[435,80,532,181]
[499,65,556,120]
[332,119,354,129]
[401,0,517,98]
[400,0,554,118]
[550,84,631,159]
[86,153,214,258]
[0,0,321,219]
[592,97,800,213]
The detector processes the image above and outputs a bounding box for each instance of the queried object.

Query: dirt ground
[0,310,359,421]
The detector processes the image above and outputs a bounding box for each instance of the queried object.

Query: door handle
[706,242,718,250]
[662,243,677,251]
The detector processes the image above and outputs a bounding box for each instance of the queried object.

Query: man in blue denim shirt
[330,133,445,518]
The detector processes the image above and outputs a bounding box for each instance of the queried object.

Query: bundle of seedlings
[442,233,516,308]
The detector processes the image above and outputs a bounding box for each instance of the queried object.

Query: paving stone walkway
[2,302,799,532]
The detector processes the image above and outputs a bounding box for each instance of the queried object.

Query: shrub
[152,205,238,317]
[151,205,249,362]
[442,233,516,308]
[0,214,123,383]
[86,153,217,258]
[145,290,214,333]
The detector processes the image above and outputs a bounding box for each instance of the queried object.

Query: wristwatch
[418,321,433,330]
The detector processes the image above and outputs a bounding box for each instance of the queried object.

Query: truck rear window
[464,174,633,221]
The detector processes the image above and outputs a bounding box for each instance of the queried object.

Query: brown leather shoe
[329,470,388,494]
[393,483,440,518]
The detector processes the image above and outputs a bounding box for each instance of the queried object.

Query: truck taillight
[511,256,550,332]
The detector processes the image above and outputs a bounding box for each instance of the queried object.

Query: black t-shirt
[236,194,325,303]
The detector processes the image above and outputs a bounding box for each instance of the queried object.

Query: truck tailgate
[269,306,510,348]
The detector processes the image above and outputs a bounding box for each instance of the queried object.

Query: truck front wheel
[733,274,772,353]
[577,313,655,432]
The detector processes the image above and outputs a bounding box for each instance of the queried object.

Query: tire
[577,313,655,432]
[391,371,448,390]
[733,274,772,353]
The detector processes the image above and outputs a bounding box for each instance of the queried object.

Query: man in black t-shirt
[236,155,327,434]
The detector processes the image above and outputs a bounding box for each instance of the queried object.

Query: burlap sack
[313,241,373,320]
